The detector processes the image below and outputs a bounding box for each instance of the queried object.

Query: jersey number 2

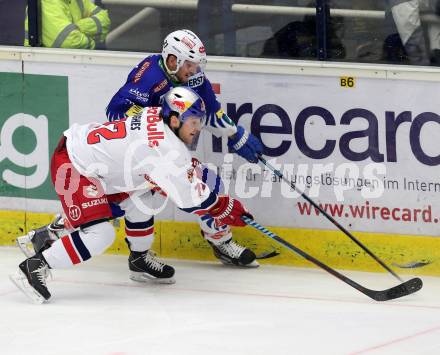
[87,121,127,144]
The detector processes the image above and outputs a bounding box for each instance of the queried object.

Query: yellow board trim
[1,210,438,276]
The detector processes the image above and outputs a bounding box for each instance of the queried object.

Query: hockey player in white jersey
[10,87,256,304]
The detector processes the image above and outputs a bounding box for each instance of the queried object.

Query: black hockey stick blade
[255,250,280,260]
[242,216,424,301]
[258,156,404,283]
[365,277,423,302]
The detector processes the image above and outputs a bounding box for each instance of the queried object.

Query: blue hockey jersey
[106,54,221,122]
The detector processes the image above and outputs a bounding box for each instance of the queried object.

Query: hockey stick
[259,156,404,282]
[241,216,423,301]
[392,261,432,269]
[256,250,280,259]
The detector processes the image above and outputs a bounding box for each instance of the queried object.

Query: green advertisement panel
[0,72,69,200]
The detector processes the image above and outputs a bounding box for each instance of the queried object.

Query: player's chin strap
[162,59,181,83]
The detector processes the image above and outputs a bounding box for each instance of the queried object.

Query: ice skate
[9,253,51,304]
[209,238,259,268]
[128,250,175,284]
[16,214,64,257]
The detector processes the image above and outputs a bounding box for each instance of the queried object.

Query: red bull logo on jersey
[146,108,165,147]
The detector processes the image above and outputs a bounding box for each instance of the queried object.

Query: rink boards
[0,47,440,275]
[0,209,439,276]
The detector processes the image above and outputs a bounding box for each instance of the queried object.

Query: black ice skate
[9,253,51,304]
[209,239,259,267]
[128,250,175,284]
[16,214,64,257]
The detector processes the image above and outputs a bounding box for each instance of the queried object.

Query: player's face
[178,117,202,145]
[176,61,200,83]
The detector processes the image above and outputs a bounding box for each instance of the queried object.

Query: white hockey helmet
[161,29,207,76]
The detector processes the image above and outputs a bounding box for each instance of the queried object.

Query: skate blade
[129,271,176,284]
[243,260,260,268]
[16,235,36,258]
[218,258,260,268]
[9,270,47,304]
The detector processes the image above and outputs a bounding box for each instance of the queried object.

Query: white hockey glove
[204,109,238,137]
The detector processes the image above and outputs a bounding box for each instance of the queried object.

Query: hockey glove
[208,195,253,227]
[125,104,144,118]
[228,126,263,163]
[205,109,238,138]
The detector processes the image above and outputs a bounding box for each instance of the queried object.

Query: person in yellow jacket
[25,0,110,49]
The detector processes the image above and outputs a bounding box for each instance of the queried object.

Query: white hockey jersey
[64,107,217,213]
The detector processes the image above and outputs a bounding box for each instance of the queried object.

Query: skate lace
[218,240,245,259]
[43,267,53,281]
[32,264,50,287]
[143,251,165,272]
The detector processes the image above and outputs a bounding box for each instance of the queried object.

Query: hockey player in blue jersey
[106,30,215,123]
[17,29,264,281]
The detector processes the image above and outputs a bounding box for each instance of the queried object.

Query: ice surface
[1,247,440,355]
